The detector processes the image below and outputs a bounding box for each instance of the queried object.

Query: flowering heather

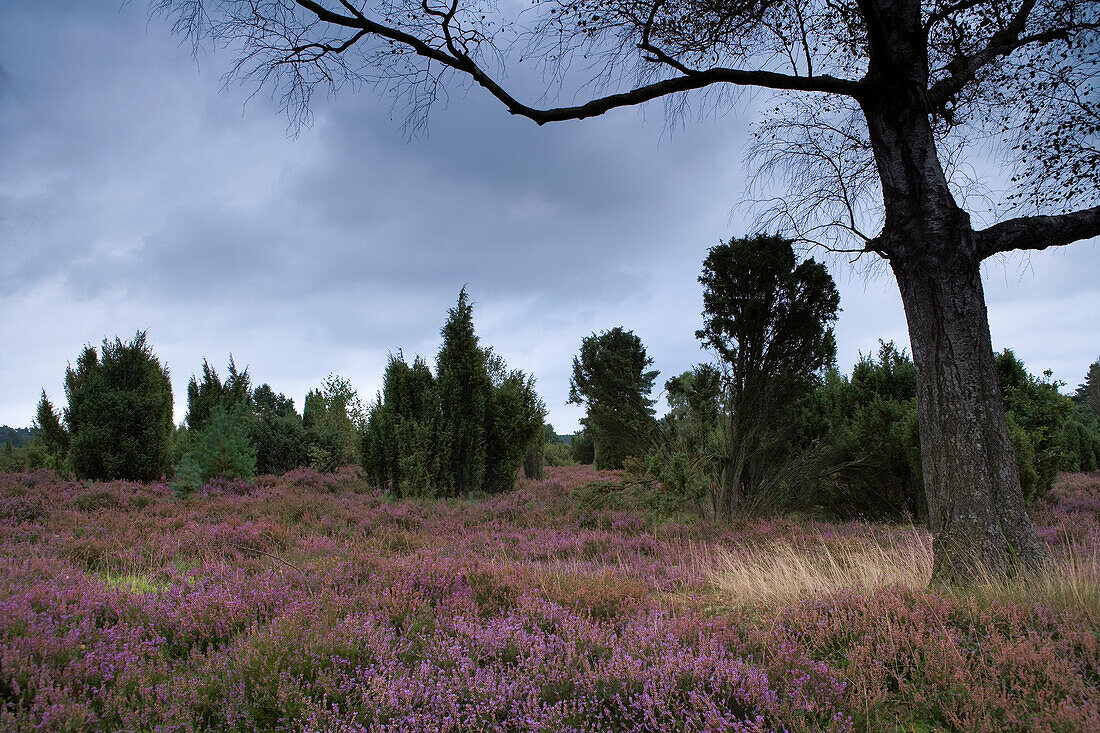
[0,466,1098,731]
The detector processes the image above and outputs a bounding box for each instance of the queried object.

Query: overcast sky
[1,1,1097,433]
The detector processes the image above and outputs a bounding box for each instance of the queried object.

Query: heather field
[1,467,1098,732]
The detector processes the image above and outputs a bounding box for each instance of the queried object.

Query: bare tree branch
[926,0,1098,110]
[288,0,863,126]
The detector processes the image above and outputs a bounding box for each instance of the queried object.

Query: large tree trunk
[891,248,1047,581]
[859,0,1048,581]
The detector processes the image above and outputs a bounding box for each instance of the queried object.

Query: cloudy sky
[1,1,1097,432]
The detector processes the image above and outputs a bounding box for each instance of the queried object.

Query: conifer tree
[185,356,252,431]
[1076,358,1100,418]
[435,289,491,495]
[31,390,69,470]
[173,401,257,497]
[65,331,174,481]
[569,328,658,469]
[696,235,840,518]
[363,352,439,495]
[363,289,546,496]
[251,384,308,475]
[485,370,546,492]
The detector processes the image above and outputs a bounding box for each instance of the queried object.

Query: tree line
[1,291,546,499]
[3,239,1097,526]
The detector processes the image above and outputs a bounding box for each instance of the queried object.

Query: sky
[0,1,1097,433]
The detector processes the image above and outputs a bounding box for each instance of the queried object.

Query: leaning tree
[152,0,1098,580]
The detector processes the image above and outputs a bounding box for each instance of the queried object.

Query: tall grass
[961,544,1100,623]
[704,531,1100,621]
[702,532,933,608]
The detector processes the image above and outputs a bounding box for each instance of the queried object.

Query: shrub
[0,441,28,472]
[544,441,575,467]
[996,349,1073,500]
[1058,417,1100,473]
[252,411,309,475]
[484,370,545,493]
[571,430,595,465]
[250,385,309,475]
[303,375,361,470]
[362,353,439,496]
[523,425,545,479]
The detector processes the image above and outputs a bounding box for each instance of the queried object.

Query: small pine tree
[172,402,257,497]
[31,391,69,471]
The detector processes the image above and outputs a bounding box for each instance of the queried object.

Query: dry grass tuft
[703,533,934,608]
[703,531,1100,622]
[962,545,1100,624]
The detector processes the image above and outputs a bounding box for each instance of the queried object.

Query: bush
[1058,417,1100,473]
[523,425,545,479]
[799,355,923,519]
[996,350,1074,501]
[303,375,362,470]
[1006,415,1041,502]
[253,412,309,475]
[544,442,575,467]
[362,353,439,496]
[251,385,309,475]
[484,370,544,492]
[0,442,27,472]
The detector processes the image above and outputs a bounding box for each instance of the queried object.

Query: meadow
[0,466,1097,732]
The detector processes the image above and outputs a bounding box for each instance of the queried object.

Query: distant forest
[0,426,34,448]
